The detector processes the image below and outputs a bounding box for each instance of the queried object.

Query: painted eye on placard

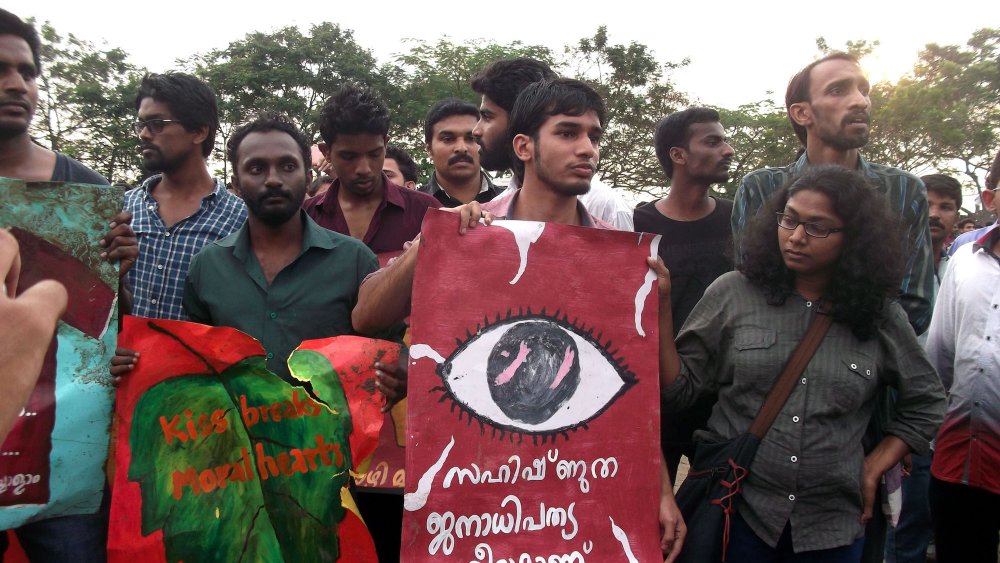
[434,310,636,440]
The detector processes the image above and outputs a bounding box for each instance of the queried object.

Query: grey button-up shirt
[663,272,946,552]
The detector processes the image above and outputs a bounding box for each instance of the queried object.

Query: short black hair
[0,9,40,75]
[227,113,312,175]
[957,218,978,229]
[507,78,606,180]
[470,57,556,113]
[135,73,220,158]
[785,52,860,146]
[318,85,389,145]
[424,98,480,144]
[385,145,418,184]
[653,107,722,179]
[921,174,962,207]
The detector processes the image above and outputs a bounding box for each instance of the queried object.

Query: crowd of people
[1,7,997,563]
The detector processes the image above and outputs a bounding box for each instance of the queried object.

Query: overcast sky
[10,0,991,109]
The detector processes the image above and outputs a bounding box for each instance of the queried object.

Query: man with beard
[304,86,440,254]
[419,98,501,206]
[732,53,933,335]
[0,10,136,562]
[178,114,379,382]
[634,107,736,482]
[124,73,246,320]
[470,58,634,229]
[731,52,935,563]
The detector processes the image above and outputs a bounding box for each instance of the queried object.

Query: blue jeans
[884,453,932,563]
[0,488,109,563]
[728,512,864,563]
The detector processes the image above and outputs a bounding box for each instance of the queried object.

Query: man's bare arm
[352,240,420,335]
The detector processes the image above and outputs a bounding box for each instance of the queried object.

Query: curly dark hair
[317,85,389,145]
[738,165,905,340]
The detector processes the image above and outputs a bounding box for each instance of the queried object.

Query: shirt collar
[138,174,226,202]
[973,223,1000,254]
[791,152,870,175]
[488,188,597,228]
[426,171,495,197]
[220,210,338,261]
[316,174,406,211]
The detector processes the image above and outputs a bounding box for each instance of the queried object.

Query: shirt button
[806,301,813,308]
[151,299,158,304]
[788,494,796,501]
[801,377,807,384]
[266,352,274,359]
[866,369,871,376]
[269,312,277,319]
[790,456,798,463]
[157,264,164,270]
[850,363,858,369]
[792,416,800,423]
[147,205,154,211]
[165,232,171,237]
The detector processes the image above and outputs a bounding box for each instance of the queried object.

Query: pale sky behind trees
[11,0,992,109]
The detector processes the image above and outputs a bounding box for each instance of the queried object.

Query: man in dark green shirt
[181,114,378,382]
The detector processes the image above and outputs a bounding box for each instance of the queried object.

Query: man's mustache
[448,153,475,166]
[929,218,945,230]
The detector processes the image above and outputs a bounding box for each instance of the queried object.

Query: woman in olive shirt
[652,165,946,561]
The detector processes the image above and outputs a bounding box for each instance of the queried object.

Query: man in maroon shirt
[303,86,440,254]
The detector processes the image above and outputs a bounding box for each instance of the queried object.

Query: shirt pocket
[827,354,878,412]
[733,327,779,384]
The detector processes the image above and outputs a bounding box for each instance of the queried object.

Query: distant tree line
[30,21,1000,209]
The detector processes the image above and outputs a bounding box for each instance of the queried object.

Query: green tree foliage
[32,22,145,184]
[388,38,554,180]
[716,99,799,198]
[867,28,999,194]
[564,27,689,196]
[186,23,389,178]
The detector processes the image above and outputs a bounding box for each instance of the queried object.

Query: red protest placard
[402,209,663,562]
[109,317,392,562]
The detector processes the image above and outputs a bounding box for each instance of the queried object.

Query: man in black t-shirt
[0,9,136,562]
[633,107,736,480]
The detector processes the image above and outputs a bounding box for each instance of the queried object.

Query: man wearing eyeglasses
[730,52,935,563]
[122,73,246,320]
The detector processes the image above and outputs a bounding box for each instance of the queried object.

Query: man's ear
[788,102,812,129]
[669,146,687,167]
[192,125,210,149]
[512,134,533,164]
[305,167,313,187]
[230,174,241,196]
[318,143,329,157]
[424,142,432,158]
[404,181,417,190]
[982,188,996,213]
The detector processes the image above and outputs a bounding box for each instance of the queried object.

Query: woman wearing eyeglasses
[651,165,946,562]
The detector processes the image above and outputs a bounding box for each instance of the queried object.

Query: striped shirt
[663,272,946,552]
[124,176,247,320]
[926,225,1000,495]
[731,153,935,334]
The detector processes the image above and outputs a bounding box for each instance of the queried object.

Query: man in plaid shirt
[123,73,246,320]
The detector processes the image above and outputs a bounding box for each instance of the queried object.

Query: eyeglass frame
[775,212,845,238]
[132,118,182,136]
